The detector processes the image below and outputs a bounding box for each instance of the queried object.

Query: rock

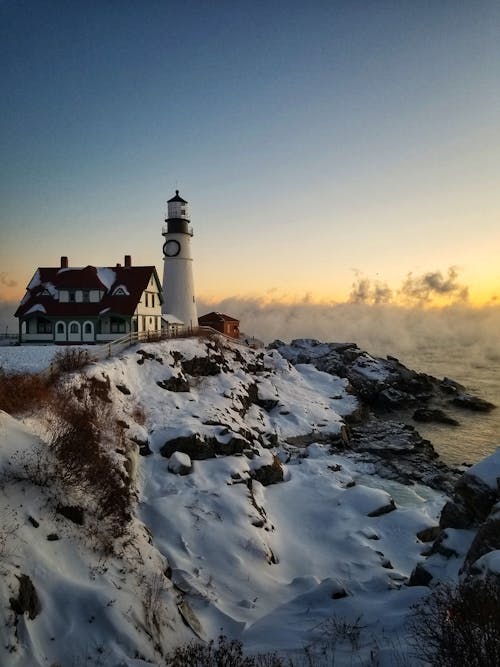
[130,436,152,457]
[462,518,500,574]
[168,451,192,476]
[177,599,205,639]
[182,355,224,376]
[413,408,459,426]
[452,394,496,412]
[429,532,459,559]
[455,473,498,523]
[56,504,84,525]
[367,499,396,517]
[408,562,433,587]
[157,375,190,392]
[214,434,249,456]
[47,534,59,541]
[416,526,440,542]
[9,574,41,619]
[28,516,39,528]
[115,384,131,395]
[331,588,348,599]
[251,456,284,486]
[161,434,215,460]
[439,377,465,394]
[439,500,473,529]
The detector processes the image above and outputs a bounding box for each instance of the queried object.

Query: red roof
[198,311,239,324]
[15,265,161,318]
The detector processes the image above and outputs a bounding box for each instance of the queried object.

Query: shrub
[411,577,500,666]
[163,634,285,667]
[0,367,50,415]
[51,347,93,374]
[47,379,132,550]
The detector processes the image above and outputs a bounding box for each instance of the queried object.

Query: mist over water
[200,298,500,465]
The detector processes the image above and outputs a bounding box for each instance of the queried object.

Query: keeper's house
[15,255,162,344]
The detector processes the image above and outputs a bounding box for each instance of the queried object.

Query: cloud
[0,272,17,289]
[400,266,469,304]
[348,267,469,306]
[349,272,393,305]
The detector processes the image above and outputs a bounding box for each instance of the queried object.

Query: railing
[40,326,259,378]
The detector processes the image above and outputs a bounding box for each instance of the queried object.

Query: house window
[37,318,52,334]
[56,323,64,334]
[145,293,149,307]
[69,323,79,334]
[151,294,155,307]
[110,317,126,333]
[69,291,76,302]
[82,291,90,302]
[84,322,92,334]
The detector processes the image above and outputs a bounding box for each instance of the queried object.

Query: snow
[465,447,500,490]
[24,304,47,315]
[0,335,484,666]
[473,549,500,575]
[0,345,93,374]
[168,451,192,474]
[0,346,62,373]
[96,267,116,290]
[27,269,41,289]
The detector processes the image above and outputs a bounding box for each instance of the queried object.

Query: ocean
[392,344,500,467]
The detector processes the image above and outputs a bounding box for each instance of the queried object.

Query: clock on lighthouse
[161,190,198,330]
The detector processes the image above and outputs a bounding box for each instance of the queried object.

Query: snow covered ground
[0,338,454,665]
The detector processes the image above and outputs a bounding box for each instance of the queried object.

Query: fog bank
[198,297,500,366]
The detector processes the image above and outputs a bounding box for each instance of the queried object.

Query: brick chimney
[124,254,132,267]
[60,256,68,268]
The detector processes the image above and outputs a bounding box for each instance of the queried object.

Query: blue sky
[1,0,499,311]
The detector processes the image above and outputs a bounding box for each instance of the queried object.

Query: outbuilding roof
[198,311,240,323]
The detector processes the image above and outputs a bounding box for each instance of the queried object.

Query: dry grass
[0,367,52,415]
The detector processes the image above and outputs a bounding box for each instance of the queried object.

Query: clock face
[163,239,181,257]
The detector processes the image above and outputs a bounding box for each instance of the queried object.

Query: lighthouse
[161,190,198,330]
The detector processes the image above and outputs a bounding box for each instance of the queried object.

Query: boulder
[412,408,459,426]
[367,499,396,517]
[408,562,433,587]
[157,375,190,392]
[130,436,152,457]
[462,518,500,574]
[416,526,440,543]
[439,499,473,530]
[161,434,215,460]
[251,456,284,486]
[168,451,192,476]
[182,355,224,376]
[455,473,498,523]
[452,394,496,412]
[9,574,41,620]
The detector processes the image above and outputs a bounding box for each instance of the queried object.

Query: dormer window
[112,284,130,296]
[40,288,51,297]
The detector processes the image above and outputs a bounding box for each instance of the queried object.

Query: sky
[1,0,500,333]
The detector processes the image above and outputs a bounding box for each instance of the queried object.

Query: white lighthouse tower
[161,190,198,330]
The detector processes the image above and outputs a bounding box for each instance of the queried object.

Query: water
[394,344,500,466]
